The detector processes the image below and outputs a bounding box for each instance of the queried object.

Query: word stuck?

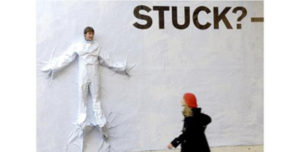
[133,5,263,30]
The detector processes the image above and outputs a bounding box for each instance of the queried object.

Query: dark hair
[84,26,94,34]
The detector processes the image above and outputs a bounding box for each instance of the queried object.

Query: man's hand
[167,143,174,149]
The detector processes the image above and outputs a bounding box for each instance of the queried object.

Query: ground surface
[141,145,263,152]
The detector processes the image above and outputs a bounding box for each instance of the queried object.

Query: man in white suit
[42,26,131,151]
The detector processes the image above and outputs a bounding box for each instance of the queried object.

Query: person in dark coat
[168,93,212,152]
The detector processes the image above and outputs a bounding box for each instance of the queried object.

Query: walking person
[168,93,212,152]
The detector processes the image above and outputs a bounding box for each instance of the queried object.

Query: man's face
[84,32,94,41]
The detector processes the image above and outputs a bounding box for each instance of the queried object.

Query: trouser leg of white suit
[89,79,111,152]
[89,79,107,128]
[77,82,89,125]
[66,82,89,152]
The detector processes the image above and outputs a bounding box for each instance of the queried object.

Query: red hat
[183,93,198,108]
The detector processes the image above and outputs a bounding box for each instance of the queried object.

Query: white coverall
[42,39,128,151]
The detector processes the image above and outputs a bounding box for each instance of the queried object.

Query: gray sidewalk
[141,145,263,152]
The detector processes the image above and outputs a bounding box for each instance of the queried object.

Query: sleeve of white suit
[43,44,78,73]
[98,48,128,75]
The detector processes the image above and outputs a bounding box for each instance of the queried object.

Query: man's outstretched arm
[98,54,133,77]
[41,44,77,78]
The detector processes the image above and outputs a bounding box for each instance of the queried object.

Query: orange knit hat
[183,93,198,108]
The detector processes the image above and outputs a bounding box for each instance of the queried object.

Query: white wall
[37,0,263,152]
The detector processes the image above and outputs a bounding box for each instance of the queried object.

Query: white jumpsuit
[42,39,127,136]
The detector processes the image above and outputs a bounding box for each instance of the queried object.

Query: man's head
[84,26,95,41]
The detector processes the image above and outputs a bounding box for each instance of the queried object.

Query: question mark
[233,7,247,29]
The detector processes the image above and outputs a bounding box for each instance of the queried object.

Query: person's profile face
[84,32,94,41]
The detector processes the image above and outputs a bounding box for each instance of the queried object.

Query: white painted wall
[37,0,263,152]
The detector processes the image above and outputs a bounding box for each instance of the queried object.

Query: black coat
[171,108,211,152]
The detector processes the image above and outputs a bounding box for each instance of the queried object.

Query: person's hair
[84,26,95,34]
[182,102,193,117]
